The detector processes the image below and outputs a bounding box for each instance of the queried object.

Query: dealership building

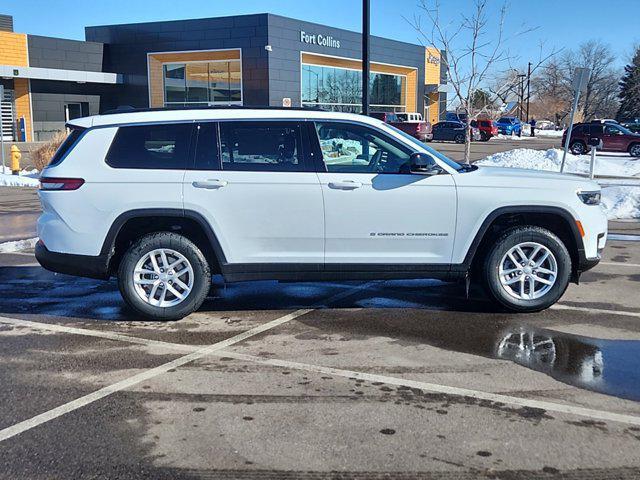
[0,12,447,141]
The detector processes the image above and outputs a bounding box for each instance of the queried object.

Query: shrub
[32,131,68,171]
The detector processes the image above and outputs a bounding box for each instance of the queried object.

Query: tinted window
[605,124,625,135]
[193,123,220,170]
[49,127,85,167]
[106,123,193,169]
[498,117,512,123]
[314,121,412,174]
[220,122,304,172]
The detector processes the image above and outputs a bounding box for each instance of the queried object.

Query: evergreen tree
[617,47,640,121]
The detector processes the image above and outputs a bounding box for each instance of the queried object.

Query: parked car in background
[495,116,522,136]
[471,119,498,141]
[432,121,480,143]
[562,121,640,157]
[536,120,556,131]
[371,111,432,142]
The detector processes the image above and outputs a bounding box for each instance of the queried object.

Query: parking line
[216,351,640,427]
[552,304,640,318]
[600,261,640,268]
[0,282,375,443]
[2,311,640,429]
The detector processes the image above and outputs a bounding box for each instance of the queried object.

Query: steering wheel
[368,149,384,172]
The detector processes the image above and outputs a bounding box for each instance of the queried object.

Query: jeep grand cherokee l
[36,108,607,320]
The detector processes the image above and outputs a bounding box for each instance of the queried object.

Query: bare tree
[564,41,620,120]
[407,0,547,162]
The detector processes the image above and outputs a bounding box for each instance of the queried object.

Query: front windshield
[498,117,512,123]
[385,123,464,171]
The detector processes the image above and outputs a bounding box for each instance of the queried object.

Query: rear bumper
[35,241,110,280]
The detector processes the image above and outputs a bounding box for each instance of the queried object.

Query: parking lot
[1,235,640,479]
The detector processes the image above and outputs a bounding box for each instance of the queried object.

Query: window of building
[106,123,194,169]
[301,64,406,113]
[219,122,304,172]
[163,60,242,106]
[314,121,412,174]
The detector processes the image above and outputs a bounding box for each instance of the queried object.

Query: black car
[432,121,480,143]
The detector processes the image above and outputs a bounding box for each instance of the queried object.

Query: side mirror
[410,152,441,175]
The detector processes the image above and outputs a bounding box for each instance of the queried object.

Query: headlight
[578,191,601,205]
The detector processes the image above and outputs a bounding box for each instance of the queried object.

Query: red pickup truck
[370,112,433,142]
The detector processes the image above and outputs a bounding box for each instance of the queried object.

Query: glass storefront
[163,60,242,106]
[301,64,406,112]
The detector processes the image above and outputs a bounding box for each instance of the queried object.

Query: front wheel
[454,133,465,144]
[118,232,211,320]
[482,226,571,312]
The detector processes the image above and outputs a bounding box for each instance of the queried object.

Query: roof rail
[101,104,329,116]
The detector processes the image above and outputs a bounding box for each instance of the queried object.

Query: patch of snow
[535,129,564,138]
[477,148,640,219]
[0,237,38,254]
[0,165,40,187]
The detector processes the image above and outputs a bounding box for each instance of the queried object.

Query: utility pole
[362,0,370,115]
[527,62,532,120]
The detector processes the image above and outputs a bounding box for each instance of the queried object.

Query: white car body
[36,108,607,303]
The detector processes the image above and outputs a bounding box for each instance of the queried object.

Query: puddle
[300,311,640,403]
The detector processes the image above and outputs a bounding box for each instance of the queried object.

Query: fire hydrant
[10,145,21,175]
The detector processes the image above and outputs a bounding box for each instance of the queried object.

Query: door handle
[328,180,362,190]
[192,179,228,189]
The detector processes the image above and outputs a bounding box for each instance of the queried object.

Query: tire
[454,133,465,144]
[629,143,640,157]
[481,226,571,313]
[117,232,211,321]
[570,141,586,155]
[480,132,489,142]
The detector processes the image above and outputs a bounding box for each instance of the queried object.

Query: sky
[3,0,637,69]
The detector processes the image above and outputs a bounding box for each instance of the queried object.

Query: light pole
[362,0,370,115]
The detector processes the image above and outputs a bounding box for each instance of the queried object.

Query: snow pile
[0,165,40,187]
[536,129,564,138]
[0,237,38,254]
[477,148,640,219]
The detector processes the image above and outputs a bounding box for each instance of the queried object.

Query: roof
[68,107,386,129]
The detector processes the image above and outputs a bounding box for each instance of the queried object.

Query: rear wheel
[482,226,571,312]
[480,131,489,142]
[570,141,586,155]
[629,143,640,157]
[118,232,211,320]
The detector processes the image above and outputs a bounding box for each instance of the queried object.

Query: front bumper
[35,241,110,280]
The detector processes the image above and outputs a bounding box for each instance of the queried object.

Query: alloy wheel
[132,248,194,307]
[499,242,558,300]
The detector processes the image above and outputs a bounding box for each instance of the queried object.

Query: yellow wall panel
[14,78,33,141]
[0,32,28,66]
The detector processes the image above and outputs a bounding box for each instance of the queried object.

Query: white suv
[36,108,607,320]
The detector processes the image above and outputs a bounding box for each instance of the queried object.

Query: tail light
[39,177,85,191]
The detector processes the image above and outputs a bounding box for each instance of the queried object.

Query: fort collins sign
[300,31,341,49]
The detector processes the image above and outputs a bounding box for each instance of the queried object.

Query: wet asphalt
[1,240,640,479]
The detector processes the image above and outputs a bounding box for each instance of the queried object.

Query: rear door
[183,121,324,266]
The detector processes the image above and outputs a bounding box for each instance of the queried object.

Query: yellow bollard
[10,145,21,175]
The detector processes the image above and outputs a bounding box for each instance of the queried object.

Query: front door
[311,121,457,265]
[603,124,629,152]
[183,121,324,266]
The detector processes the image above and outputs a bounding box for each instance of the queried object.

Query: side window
[106,123,193,169]
[220,122,304,172]
[605,125,622,135]
[193,123,221,170]
[314,122,412,174]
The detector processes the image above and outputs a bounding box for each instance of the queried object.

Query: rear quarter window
[48,127,86,167]
[105,123,194,169]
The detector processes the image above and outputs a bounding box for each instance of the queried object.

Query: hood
[460,165,600,191]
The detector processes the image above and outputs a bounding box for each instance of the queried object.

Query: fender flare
[460,205,585,269]
[100,208,228,265]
